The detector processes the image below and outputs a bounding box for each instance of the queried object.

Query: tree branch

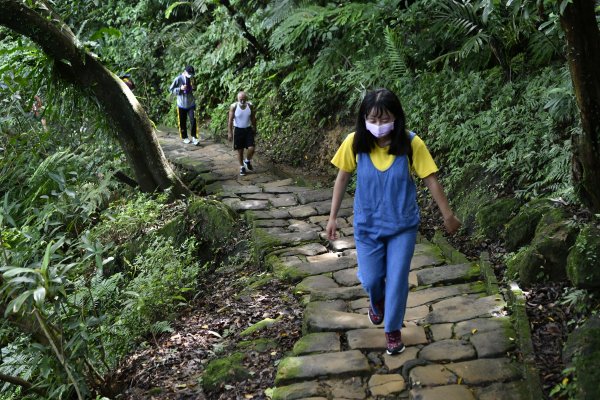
[0,373,47,397]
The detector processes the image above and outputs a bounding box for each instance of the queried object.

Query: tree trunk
[560,0,600,212]
[0,0,190,197]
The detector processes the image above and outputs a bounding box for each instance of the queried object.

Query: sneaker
[183,138,191,144]
[240,166,247,176]
[368,300,384,325]
[192,137,199,145]
[385,330,406,355]
[244,159,253,171]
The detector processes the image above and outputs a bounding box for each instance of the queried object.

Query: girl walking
[326,88,461,355]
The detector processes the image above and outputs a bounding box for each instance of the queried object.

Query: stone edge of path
[479,251,544,400]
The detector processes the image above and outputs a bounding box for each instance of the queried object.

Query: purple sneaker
[368,300,384,325]
[385,330,406,355]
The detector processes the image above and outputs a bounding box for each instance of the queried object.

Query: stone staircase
[156,128,541,400]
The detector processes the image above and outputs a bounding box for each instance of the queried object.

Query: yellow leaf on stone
[548,317,555,322]
[471,328,478,334]
[458,377,463,384]
[270,351,277,355]
[245,395,254,399]
[202,325,209,329]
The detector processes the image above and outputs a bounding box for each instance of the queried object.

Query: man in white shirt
[227,91,257,176]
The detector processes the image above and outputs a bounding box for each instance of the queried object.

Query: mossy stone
[503,199,554,251]
[252,228,283,264]
[240,316,282,336]
[475,197,520,241]
[506,217,578,286]
[450,163,497,234]
[566,224,600,289]
[506,248,545,285]
[201,352,250,391]
[188,197,236,246]
[265,254,308,283]
[534,220,578,271]
[563,316,600,400]
[535,207,567,231]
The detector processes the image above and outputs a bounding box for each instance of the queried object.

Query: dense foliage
[82,0,579,200]
[1,0,597,398]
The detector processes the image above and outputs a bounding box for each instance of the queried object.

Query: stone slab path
[157,128,536,400]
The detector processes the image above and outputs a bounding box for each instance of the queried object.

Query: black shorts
[233,127,255,150]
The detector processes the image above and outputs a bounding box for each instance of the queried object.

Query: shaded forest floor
[114,225,304,399]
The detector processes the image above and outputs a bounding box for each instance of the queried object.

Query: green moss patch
[265,254,308,283]
[476,197,520,241]
[503,198,554,251]
[566,224,600,289]
[252,228,283,264]
[506,216,578,286]
[240,316,283,336]
[201,352,250,392]
[563,316,600,399]
[188,197,236,246]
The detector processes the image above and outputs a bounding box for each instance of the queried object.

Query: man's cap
[185,65,195,75]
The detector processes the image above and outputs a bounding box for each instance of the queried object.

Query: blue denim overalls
[354,133,419,333]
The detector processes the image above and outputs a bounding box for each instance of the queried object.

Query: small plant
[549,366,577,399]
[559,288,595,316]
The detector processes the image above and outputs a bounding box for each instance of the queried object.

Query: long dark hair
[352,88,412,158]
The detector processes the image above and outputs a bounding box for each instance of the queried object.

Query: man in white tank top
[227,91,257,176]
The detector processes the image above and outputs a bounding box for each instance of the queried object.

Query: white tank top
[233,102,252,128]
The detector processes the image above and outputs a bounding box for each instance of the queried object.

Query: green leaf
[89,27,122,41]
[2,267,36,277]
[41,242,52,275]
[8,276,36,285]
[165,2,192,19]
[33,287,47,306]
[7,290,33,315]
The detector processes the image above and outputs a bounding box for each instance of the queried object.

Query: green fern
[384,27,408,76]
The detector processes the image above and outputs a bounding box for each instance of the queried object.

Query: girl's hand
[326,218,338,240]
[444,214,462,234]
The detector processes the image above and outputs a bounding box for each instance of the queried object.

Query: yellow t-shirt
[331,132,439,179]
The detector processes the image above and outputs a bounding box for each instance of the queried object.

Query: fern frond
[384,27,408,76]
[150,320,174,336]
[437,0,483,37]
[269,5,327,51]
[262,0,305,29]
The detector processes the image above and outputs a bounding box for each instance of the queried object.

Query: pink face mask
[365,120,395,138]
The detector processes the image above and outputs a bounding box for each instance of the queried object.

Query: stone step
[275,350,370,385]
[410,384,476,400]
[416,263,481,286]
[292,332,341,356]
[346,327,428,350]
[304,309,374,333]
[426,295,506,324]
